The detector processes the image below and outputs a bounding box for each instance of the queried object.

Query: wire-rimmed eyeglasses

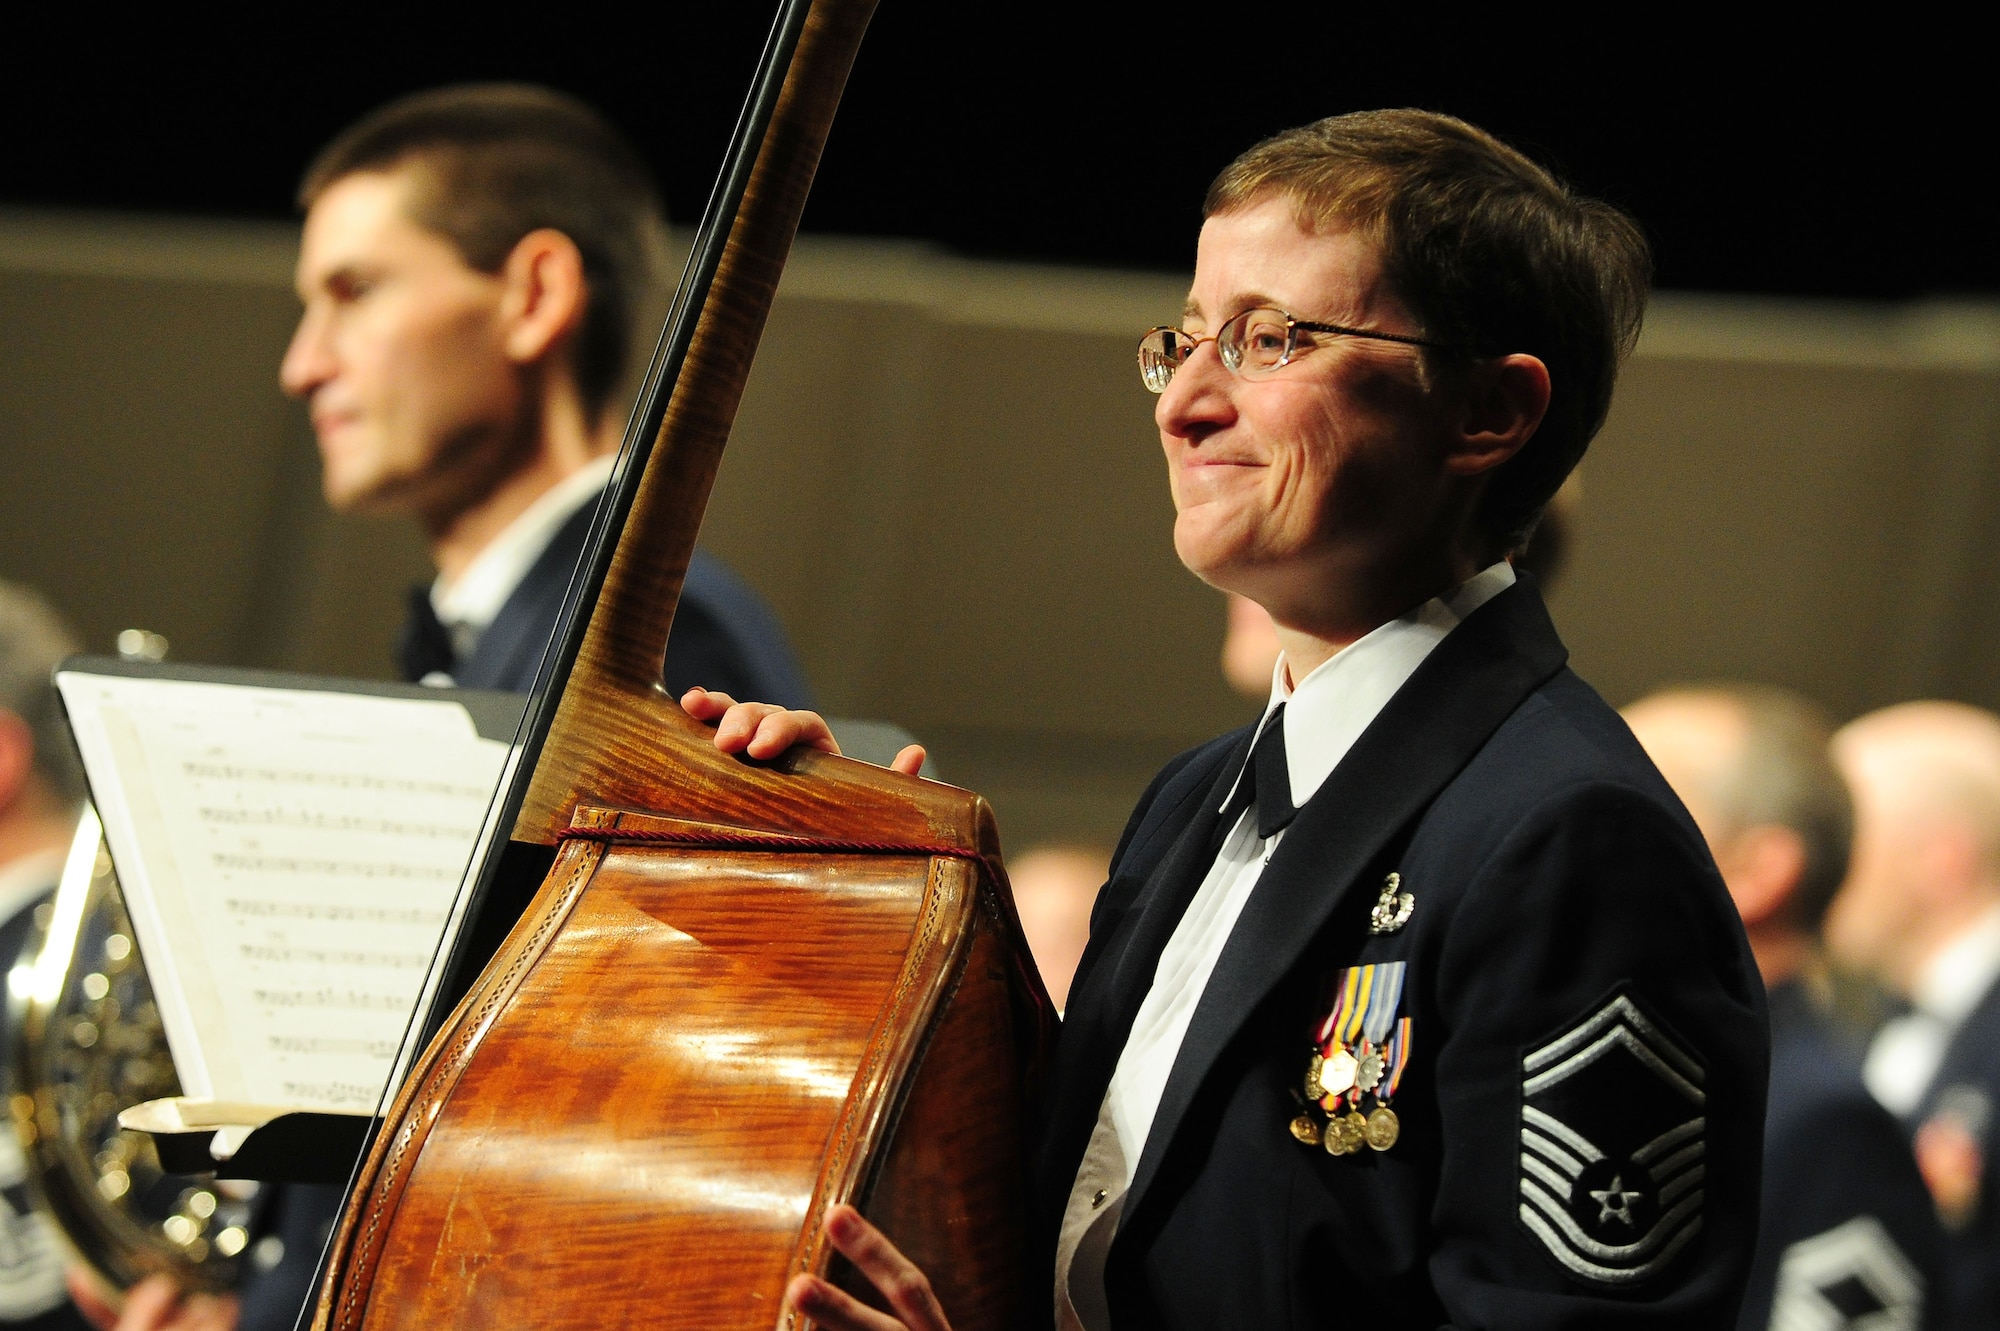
[1137,306,1452,393]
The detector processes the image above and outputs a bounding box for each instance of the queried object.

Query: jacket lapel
[455,499,597,692]
[1035,735,1247,1230]
[1119,580,1570,1226]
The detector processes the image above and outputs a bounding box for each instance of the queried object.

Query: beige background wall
[7,209,2000,853]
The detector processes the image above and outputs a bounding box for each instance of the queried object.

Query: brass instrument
[10,809,251,1292]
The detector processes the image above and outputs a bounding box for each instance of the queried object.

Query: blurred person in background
[1008,845,1111,1012]
[1626,685,1943,1331]
[0,580,91,1330]
[71,83,811,1331]
[1828,702,2000,1331]
[279,83,809,705]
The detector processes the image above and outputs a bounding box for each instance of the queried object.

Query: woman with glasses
[697,108,1767,1331]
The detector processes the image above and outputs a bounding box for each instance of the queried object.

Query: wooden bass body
[318,777,1044,1331]
[307,0,1054,1325]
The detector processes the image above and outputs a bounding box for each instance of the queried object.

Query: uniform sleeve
[1421,780,1768,1329]
[1748,1096,1946,1331]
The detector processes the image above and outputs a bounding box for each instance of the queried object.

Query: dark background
[2,7,1987,298]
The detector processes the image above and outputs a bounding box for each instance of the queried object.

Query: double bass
[309,2,1052,1326]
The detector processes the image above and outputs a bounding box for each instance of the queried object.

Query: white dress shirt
[1103,560,1514,1178]
[1055,561,1515,1330]
[430,453,614,665]
[1865,902,2000,1116]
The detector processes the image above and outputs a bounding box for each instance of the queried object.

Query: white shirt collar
[1913,901,2000,1024]
[432,453,615,652]
[1220,561,1517,816]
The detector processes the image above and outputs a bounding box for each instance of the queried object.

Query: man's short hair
[0,580,84,807]
[301,84,669,419]
[1708,685,1854,933]
[1205,109,1651,560]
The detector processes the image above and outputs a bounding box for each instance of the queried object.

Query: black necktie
[1220,703,1298,843]
[396,584,456,683]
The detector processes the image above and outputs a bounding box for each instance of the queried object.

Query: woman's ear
[497,228,589,368]
[1445,353,1551,477]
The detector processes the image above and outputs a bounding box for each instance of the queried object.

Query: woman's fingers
[679,686,738,722]
[782,1273,908,1331]
[823,1205,952,1331]
[684,688,842,761]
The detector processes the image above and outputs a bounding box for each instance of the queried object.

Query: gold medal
[1325,1111,1366,1155]
[1321,1048,1358,1095]
[1353,1048,1385,1092]
[1364,1106,1400,1151]
[1290,1114,1322,1146]
[1304,1053,1325,1100]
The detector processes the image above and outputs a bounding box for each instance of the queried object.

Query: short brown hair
[1206,109,1650,559]
[301,84,668,418]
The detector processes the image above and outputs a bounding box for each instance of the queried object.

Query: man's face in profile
[281,167,527,521]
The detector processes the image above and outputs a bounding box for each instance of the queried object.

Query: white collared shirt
[1865,902,2000,1116]
[431,453,615,664]
[1101,560,1515,1186]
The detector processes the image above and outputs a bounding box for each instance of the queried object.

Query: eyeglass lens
[1138,309,1298,393]
[1137,328,1190,393]
[1222,309,1296,375]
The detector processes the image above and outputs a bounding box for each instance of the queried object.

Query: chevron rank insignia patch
[1770,1216,1923,1331]
[1517,993,1706,1285]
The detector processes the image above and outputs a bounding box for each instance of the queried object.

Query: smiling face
[1156,197,1469,632]
[280,168,529,523]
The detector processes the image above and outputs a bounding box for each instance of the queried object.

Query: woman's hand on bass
[783,1204,953,1331]
[683,689,925,775]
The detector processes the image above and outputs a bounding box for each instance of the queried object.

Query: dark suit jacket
[1911,974,2000,1331]
[1037,580,1768,1328]
[408,497,813,705]
[1738,980,1943,1331]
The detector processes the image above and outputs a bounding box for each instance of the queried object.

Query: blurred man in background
[1626,685,1943,1331]
[1828,702,2000,1331]
[0,580,90,1330]
[71,83,811,1331]
[280,83,809,705]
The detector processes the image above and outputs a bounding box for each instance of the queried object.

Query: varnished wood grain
[849,908,1036,1331]
[330,840,957,1329]
[321,800,1049,1329]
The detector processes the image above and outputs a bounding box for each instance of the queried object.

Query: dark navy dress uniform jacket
[1912,976,2000,1331]
[1035,579,1769,1329]
[1738,980,1944,1331]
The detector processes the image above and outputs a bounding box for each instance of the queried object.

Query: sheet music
[57,673,509,1115]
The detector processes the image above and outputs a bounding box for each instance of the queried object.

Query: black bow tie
[396,584,456,683]
[1220,702,1298,843]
